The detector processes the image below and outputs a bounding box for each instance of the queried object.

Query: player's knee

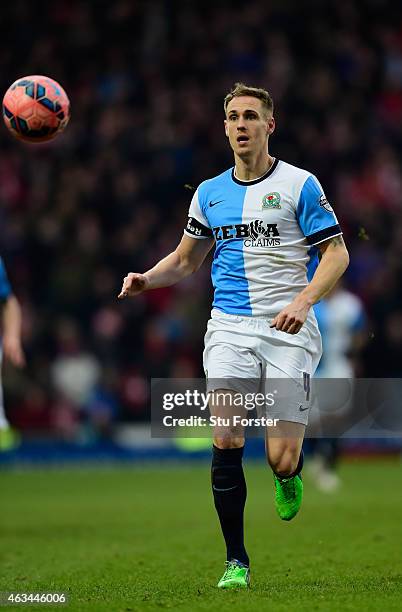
[268,446,299,477]
[214,435,245,450]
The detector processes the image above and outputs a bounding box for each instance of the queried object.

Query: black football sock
[211,445,249,566]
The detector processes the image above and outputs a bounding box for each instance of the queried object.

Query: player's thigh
[203,319,262,448]
[204,341,262,382]
[210,389,248,448]
[204,338,262,420]
[261,353,310,463]
[262,345,314,427]
[204,309,262,379]
[205,344,261,448]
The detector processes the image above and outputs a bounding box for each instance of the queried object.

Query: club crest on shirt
[319,194,333,213]
[262,192,281,209]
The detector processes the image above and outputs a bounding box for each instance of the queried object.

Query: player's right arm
[2,294,26,367]
[0,257,25,367]
[118,234,214,299]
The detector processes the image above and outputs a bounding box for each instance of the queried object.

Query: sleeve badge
[319,194,334,213]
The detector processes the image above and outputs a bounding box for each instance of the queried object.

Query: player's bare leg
[266,421,305,521]
[210,390,250,589]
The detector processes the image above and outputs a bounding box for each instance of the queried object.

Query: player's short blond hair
[224,82,274,117]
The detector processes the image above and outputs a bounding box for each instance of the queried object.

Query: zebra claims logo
[262,192,281,209]
[213,220,281,247]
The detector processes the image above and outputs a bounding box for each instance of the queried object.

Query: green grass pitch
[1,460,402,611]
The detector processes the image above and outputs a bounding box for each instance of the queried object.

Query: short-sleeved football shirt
[184,159,341,316]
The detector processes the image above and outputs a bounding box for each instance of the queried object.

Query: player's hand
[270,298,311,334]
[118,273,150,299]
[2,335,26,367]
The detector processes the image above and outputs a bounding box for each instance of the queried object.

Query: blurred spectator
[50,318,101,406]
[309,283,367,492]
[0,0,400,437]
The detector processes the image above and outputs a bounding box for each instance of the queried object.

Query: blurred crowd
[0,0,401,440]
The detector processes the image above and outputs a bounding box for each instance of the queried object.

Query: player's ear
[267,115,275,136]
[224,119,229,137]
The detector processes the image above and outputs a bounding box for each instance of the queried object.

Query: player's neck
[234,153,275,181]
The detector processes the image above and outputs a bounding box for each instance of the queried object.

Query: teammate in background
[309,283,366,492]
[0,258,26,451]
[119,83,349,588]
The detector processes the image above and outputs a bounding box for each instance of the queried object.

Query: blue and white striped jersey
[184,159,342,317]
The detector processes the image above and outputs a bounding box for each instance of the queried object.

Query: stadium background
[0,0,401,450]
[1,2,402,610]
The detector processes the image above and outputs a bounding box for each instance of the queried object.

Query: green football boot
[217,560,250,589]
[274,473,303,521]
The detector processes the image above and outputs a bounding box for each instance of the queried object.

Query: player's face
[224,96,275,157]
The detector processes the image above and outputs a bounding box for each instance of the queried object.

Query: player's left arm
[270,236,349,335]
[271,172,350,335]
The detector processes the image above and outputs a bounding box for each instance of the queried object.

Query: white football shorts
[203,308,322,426]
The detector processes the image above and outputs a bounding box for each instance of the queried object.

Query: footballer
[0,257,25,451]
[119,83,349,588]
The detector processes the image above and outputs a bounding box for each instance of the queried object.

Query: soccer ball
[2,75,70,143]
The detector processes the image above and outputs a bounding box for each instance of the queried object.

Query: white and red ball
[2,75,70,143]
